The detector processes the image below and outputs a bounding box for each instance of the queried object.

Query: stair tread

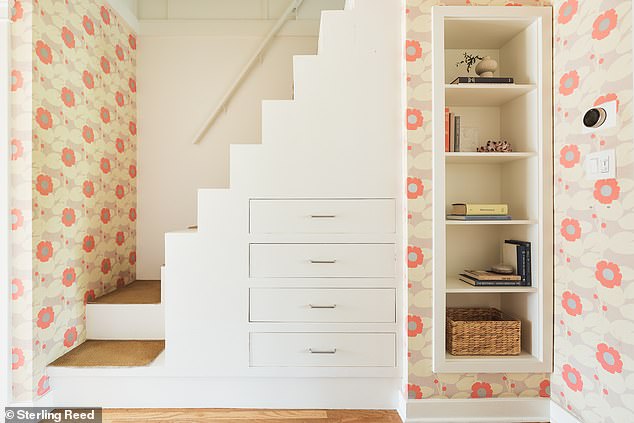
[49,340,165,367]
[92,280,161,305]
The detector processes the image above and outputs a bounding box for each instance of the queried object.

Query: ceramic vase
[475,56,498,77]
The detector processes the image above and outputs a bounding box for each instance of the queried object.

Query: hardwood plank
[102,409,401,423]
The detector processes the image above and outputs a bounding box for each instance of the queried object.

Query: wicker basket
[446,307,521,356]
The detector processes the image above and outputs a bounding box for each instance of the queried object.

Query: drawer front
[249,199,395,234]
[250,288,395,323]
[250,333,395,367]
[249,244,395,278]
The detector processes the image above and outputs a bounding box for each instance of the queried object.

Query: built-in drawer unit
[249,199,396,234]
[249,288,396,323]
[249,332,396,367]
[249,243,395,278]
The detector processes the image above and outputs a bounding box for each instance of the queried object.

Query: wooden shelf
[446,277,537,294]
[445,84,535,106]
[445,219,537,225]
[445,152,536,164]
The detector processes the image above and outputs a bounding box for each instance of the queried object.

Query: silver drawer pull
[309,304,337,309]
[309,348,337,354]
[310,215,336,218]
[310,259,337,264]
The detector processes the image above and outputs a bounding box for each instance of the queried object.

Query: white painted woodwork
[249,199,396,234]
[249,288,396,322]
[445,84,536,107]
[50,0,405,411]
[406,398,550,423]
[86,303,164,340]
[432,6,552,374]
[249,332,395,367]
[137,36,317,280]
[249,243,396,278]
[1,1,11,405]
[161,0,405,386]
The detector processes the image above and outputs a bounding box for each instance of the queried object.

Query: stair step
[91,280,161,305]
[86,280,164,340]
[49,340,165,367]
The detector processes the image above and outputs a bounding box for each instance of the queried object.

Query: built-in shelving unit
[432,6,552,373]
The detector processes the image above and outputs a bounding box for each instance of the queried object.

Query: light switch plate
[585,149,616,180]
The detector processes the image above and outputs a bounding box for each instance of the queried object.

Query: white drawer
[249,199,395,234]
[249,288,395,323]
[249,333,395,367]
[249,244,395,278]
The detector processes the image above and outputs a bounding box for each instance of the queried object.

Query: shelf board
[445,84,536,106]
[445,152,536,164]
[446,219,537,225]
[446,277,537,294]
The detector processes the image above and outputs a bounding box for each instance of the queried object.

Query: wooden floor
[102,409,403,423]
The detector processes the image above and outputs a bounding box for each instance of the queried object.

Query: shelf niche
[431,6,553,374]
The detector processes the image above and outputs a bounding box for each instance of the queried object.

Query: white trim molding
[405,398,550,423]
[1,0,12,407]
[550,400,583,423]
[106,0,140,34]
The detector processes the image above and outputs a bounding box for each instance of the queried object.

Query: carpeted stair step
[91,280,161,305]
[49,340,165,367]
[86,280,164,340]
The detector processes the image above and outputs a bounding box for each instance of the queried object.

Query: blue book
[505,240,532,286]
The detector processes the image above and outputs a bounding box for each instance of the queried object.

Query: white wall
[137,0,345,20]
[137,33,318,279]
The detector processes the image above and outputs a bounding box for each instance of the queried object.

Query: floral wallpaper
[551,0,633,422]
[10,0,137,401]
[405,0,551,401]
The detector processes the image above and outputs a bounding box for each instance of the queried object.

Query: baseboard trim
[550,400,582,423]
[405,397,550,422]
[397,392,407,422]
[47,376,400,409]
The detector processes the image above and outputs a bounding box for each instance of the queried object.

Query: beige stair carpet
[92,280,161,304]
[49,340,165,367]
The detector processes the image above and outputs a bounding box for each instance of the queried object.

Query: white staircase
[85,270,164,340]
[47,0,405,410]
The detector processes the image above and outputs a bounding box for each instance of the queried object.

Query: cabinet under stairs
[46,0,405,410]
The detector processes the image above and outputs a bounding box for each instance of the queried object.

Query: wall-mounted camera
[582,100,617,133]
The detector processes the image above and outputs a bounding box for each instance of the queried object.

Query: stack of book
[457,239,532,287]
[459,270,523,287]
[446,203,511,221]
[445,108,461,152]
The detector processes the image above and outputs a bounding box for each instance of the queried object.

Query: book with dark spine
[458,275,524,287]
[454,115,461,152]
[505,240,532,286]
[450,76,515,84]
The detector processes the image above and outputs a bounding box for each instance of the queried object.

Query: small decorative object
[490,264,514,275]
[455,52,483,74]
[475,56,498,77]
[476,140,513,153]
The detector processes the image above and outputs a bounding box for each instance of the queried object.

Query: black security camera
[583,107,607,129]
